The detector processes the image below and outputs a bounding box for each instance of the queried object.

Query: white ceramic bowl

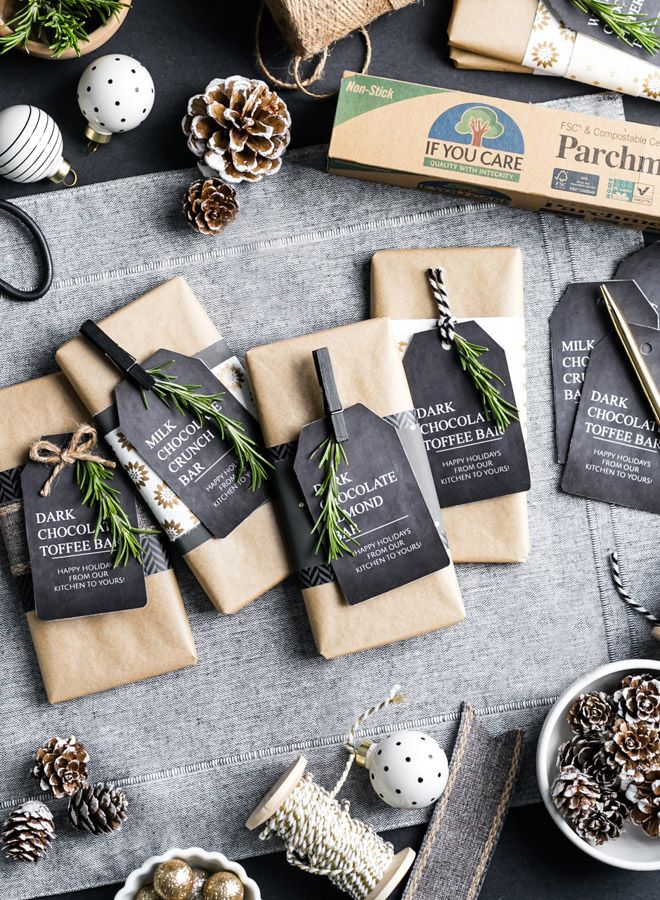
[537,658,660,871]
[115,847,261,899]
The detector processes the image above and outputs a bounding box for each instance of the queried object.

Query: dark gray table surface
[1,1,659,897]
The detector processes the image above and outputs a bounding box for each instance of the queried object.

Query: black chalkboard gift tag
[550,280,658,464]
[403,322,529,508]
[616,244,660,311]
[293,404,450,606]
[21,434,148,621]
[115,349,267,540]
[543,0,660,63]
[562,325,660,514]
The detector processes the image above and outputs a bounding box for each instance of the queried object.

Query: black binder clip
[80,320,155,391]
[313,347,348,444]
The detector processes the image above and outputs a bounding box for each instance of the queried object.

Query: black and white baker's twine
[610,551,660,638]
[427,268,455,349]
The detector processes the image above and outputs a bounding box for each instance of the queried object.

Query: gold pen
[600,284,660,428]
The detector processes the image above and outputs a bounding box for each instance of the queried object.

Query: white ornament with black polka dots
[360,729,449,809]
[77,54,155,150]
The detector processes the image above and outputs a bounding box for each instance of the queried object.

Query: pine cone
[557,737,619,787]
[567,692,615,737]
[182,76,291,183]
[31,735,89,799]
[627,769,660,836]
[68,782,128,835]
[573,791,629,846]
[182,177,238,236]
[605,719,660,782]
[2,801,55,862]
[551,766,602,820]
[614,673,660,725]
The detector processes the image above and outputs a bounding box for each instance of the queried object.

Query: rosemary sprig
[311,436,360,563]
[75,459,156,568]
[143,361,272,492]
[573,0,660,55]
[0,0,127,57]
[453,332,519,433]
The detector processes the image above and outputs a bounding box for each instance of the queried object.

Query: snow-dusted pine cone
[31,735,89,799]
[182,177,238,236]
[2,801,55,862]
[614,674,660,725]
[557,737,619,787]
[573,791,629,846]
[605,719,660,783]
[627,769,660,837]
[68,782,128,835]
[551,766,602,820]
[182,76,291,183]
[567,692,615,738]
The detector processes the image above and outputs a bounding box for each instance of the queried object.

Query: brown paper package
[371,247,529,564]
[449,46,530,74]
[245,318,465,659]
[0,373,197,704]
[448,0,537,65]
[56,277,291,615]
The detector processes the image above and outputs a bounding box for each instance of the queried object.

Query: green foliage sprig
[453,332,520,433]
[311,436,360,564]
[0,0,127,57]
[144,361,272,492]
[572,0,660,55]
[75,459,156,568]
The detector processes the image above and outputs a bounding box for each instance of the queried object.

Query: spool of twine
[246,688,415,900]
[256,0,417,97]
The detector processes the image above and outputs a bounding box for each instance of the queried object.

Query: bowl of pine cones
[537,659,660,869]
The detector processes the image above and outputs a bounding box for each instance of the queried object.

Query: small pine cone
[182,177,238,236]
[551,766,602,821]
[567,692,615,737]
[605,719,660,782]
[557,737,619,787]
[574,791,629,846]
[2,801,55,862]
[182,76,291,183]
[614,673,660,725]
[31,735,89,799]
[627,769,660,836]
[68,782,128,835]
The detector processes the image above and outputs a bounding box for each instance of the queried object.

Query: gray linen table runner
[0,92,657,898]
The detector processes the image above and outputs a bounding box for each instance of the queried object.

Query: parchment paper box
[0,373,197,703]
[371,246,529,564]
[328,72,660,231]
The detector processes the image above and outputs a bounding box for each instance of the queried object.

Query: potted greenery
[0,0,131,59]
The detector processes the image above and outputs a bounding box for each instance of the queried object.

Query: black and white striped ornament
[0,105,76,187]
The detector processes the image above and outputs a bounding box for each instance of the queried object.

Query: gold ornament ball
[153,859,195,899]
[202,872,244,900]
[190,868,208,899]
[136,888,159,900]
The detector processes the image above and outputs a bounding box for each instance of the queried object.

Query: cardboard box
[328,72,660,231]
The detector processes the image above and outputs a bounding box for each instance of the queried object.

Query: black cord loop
[0,199,53,301]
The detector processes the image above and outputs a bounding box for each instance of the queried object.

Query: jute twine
[256,0,416,97]
[30,424,114,497]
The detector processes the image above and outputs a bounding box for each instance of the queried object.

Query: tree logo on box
[454,107,504,147]
[424,102,525,184]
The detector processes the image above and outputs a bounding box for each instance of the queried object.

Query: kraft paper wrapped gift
[0,373,197,703]
[371,246,529,564]
[245,318,465,659]
[56,277,291,615]
[448,0,660,101]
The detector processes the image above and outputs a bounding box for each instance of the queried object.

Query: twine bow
[30,424,115,497]
[427,268,456,350]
